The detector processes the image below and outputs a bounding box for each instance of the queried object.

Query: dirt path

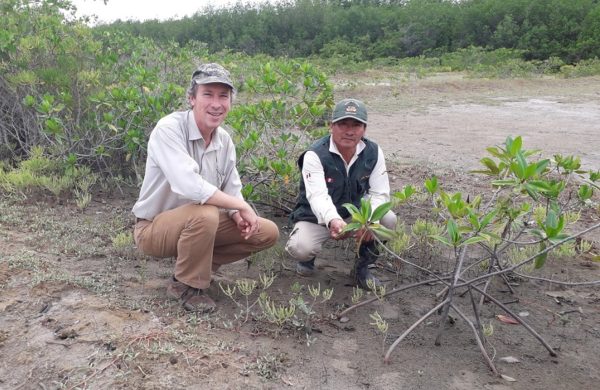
[340,74,600,171]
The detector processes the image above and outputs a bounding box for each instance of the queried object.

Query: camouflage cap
[331,98,367,124]
[191,63,234,90]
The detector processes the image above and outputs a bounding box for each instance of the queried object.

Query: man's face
[330,118,366,150]
[189,83,232,133]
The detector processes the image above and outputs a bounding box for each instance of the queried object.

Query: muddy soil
[1,74,599,390]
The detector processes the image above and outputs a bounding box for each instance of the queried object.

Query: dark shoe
[167,279,216,313]
[351,264,383,290]
[352,242,383,290]
[358,241,379,263]
[296,257,316,276]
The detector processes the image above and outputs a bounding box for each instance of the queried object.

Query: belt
[136,218,148,223]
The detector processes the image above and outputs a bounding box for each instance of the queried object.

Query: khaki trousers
[134,203,279,289]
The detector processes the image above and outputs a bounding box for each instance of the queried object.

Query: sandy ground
[372,99,600,170]
[340,74,600,171]
[0,74,599,390]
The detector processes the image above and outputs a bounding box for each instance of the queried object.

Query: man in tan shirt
[132,63,279,312]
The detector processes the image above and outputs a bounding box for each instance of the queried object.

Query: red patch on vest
[326,177,334,183]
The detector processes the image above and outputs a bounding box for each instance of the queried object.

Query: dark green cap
[331,98,367,124]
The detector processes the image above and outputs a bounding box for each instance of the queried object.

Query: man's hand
[354,227,374,243]
[329,219,374,243]
[328,218,348,240]
[205,191,260,239]
[235,204,260,240]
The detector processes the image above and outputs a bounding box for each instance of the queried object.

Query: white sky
[70,0,269,24]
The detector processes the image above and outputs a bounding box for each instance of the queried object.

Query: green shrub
[559,58,600,77]
[0,146,97,203]
[228,60,332,213]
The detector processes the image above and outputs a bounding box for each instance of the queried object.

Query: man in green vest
[286,98,397,290]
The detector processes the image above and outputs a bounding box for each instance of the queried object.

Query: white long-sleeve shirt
[302,137,391,226]
[132,110,243,220]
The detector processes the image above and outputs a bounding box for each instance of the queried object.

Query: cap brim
[193,76,234,89]
[331,115,367,124]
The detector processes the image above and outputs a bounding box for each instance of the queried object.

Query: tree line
[99,0,600,63]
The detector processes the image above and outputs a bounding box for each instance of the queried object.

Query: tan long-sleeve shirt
[132,110,242,221]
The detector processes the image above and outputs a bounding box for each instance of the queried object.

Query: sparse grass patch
[111,230,137,261]
[0,200,29,225]
[5,250,49,272]
[29,271,117,295]
[247,243,286,273]
[246,352,289,381]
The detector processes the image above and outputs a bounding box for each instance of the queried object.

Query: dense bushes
[0,1,333,210]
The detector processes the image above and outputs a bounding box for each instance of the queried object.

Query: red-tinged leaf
[497,314,520,325]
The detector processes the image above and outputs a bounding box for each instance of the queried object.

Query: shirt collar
[328,136,366,157]
[186,110,223,149]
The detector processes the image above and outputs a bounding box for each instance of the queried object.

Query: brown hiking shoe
[167,280,216,313]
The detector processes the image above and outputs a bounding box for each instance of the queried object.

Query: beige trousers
[134,203,279,289]
[285,211,397,261]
